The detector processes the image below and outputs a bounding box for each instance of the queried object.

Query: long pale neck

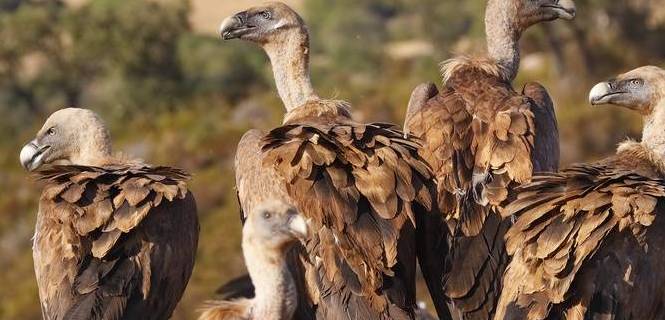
[244,242,297,320]
[642,100,665,161]
[262,29,317,112]
[485,2,520,82]
[70,138,113,167]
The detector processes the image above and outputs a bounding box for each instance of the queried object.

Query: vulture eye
[631,79,644,86]
[47,128,56,136]
[260,11,271,20]
[263,211,272,219]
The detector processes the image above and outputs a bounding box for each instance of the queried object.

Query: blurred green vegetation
[0,0,664,319]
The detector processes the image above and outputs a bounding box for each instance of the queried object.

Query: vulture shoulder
[33,165,198,320]
[235,129,292,220]
[235,130,315,320]
[237,105,436,317]
[496,150,665,320]
[404,82,439,137]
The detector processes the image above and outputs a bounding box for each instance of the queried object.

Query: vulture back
[496,144,665,320]
[33,165,199,320]
[235,99,437,320]
[404,63,559,320]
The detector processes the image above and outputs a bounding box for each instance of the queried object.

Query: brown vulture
[495,66,665,320]
[219,2,435,320]
[403,0,575,319]
[19,108,199,320]
[199,200,308,320]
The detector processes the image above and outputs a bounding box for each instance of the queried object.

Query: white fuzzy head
[243,200,308,253]
[19,108,112,171]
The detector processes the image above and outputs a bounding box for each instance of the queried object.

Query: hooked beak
[219,13,255,40]
[589,81,625,106]
[543,0,576,20]
[19,140,50,171]
[287,214,309,240]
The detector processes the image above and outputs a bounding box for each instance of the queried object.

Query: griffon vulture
[19,108,199,320]
[404,0,575,318]
[494,66,665,320]
[199,200,308,320]
[220,2,435,319]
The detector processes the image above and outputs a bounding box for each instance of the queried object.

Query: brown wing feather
[523,82,560,173]
[235,100,434,319]
[444,213,509,320]
[414,204,453,320]
[404,68,557,320]
[405,68,537,236]
[33,165,198,320]
[254,119,434,319]
[496,161,665,320]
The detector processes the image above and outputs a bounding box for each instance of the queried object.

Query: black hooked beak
[219,12,255,40]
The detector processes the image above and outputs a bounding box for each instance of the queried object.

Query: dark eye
[47,128,56,136]
[260,11,271,20]
[631,79,643,86]
[263,211,272,219]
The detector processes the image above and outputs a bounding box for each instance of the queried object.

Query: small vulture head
[19,108,112,171]
[507,0,576,31]
[219,2,305,44]
[589,66,665,115]
[244,200,308,252]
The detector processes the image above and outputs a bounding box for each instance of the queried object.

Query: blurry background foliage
[0,0,663,319]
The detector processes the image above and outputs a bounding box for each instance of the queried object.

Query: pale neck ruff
[642,101,665,161]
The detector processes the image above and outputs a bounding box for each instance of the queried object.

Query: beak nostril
[236,12,246,25]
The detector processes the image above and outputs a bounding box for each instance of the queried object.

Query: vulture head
[488,0,576,34]
[20,108,112,171]
[219,2,306,45]
[219,2,315,113]
[589,66,665,115]
[244,200,308,253]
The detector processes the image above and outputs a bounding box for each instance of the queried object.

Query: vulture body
[496,66,665,320]
[20,108,199,320]
[199,200,308,320]
[220,3,435,319]
[404,0,575,319]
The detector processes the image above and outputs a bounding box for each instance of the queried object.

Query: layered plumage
[404,0,574,318]
[234,88,433,320]
[20,108,198,320]
[220,3,435,319]
[199,200,308,320]
[496,66,665,319]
